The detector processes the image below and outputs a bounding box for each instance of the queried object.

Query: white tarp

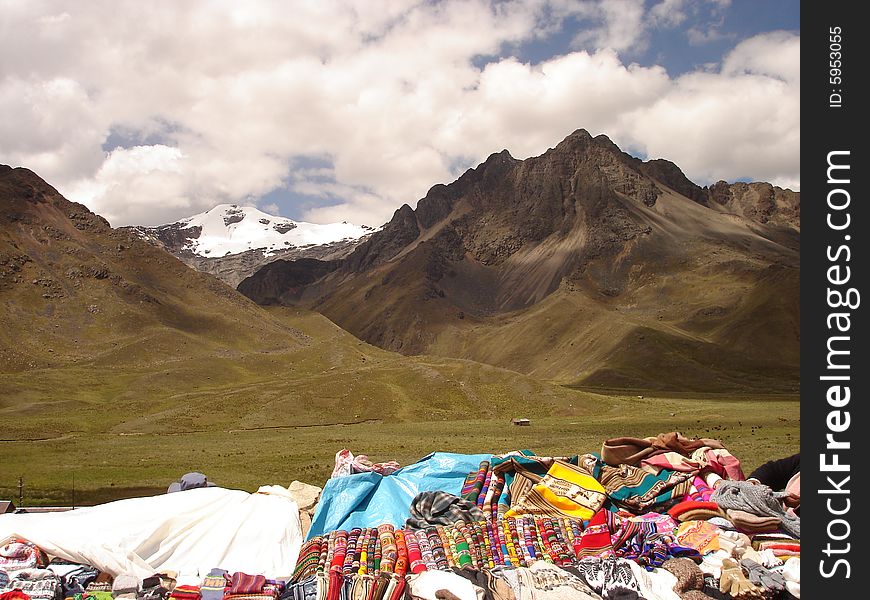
[0,485,303,582]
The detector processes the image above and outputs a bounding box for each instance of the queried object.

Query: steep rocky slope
[239,130,800,392]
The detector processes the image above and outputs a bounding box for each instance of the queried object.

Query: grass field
[1,169,800,508]
[1,392,798,506]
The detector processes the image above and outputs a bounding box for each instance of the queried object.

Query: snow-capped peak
[169,204,372,257]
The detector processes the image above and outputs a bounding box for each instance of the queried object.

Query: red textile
[668,500,722,520]
[228,574,265,595]
[170,585,202,600]
[576,509,613,559]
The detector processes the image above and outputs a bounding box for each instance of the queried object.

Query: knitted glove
[699,550,729,578]
[751,549,782,569]
[741,558,785,593]
[717,530,751,557]
[718,559,763,599]
[737,548,762,563]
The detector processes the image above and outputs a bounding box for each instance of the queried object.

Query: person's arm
[748,454,800,491]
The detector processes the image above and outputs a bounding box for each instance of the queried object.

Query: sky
[0,0,800,228]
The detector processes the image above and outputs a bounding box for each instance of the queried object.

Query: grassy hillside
[0,307,594,438]
[2,319,799,506]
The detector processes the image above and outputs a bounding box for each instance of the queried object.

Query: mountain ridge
[238,129,800,392]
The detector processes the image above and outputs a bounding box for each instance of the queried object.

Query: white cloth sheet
[0,486,303,582]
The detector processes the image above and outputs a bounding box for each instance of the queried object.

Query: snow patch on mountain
[171,204,373,257]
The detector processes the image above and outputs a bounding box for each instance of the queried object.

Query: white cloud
[260,202,280,215]
[0,1,799,228]
[570,0,648,54]
[722,30,800,84]
[649,0,688,28]
[612,32,800,189]
[66,145,189,226]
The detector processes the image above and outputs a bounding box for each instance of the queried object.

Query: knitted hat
[785,472,800,498]
[678,508,727,522]
[726,509,781,533]
[668,501,726,522]
[199,569,227,600]
[662,558,704,592]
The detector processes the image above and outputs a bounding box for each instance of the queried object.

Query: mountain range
[1,127,800,402]
[0,163,583,441]
[237,129,800,392]
[125,205,374,288]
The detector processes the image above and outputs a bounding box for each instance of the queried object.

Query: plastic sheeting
[0,486,303,582]
[308,452,491,538]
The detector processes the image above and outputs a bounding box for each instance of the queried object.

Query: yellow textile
[505,460,606,520]
[675,520,721,555]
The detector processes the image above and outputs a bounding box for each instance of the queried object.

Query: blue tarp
[307,452,491,538]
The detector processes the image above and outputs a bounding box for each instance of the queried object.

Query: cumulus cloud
[569,0,649,54]
[0,0,799,227]
[613,31,799,189]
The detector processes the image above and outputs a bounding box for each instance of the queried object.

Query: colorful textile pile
[296,435,800,599]
[1,432,801,600]
[291,510,702,591]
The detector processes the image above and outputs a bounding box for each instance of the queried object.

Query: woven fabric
[228,574,266,596]
[675,520,721,555]
[406,492,484,529]
[461,461,491,503]
[576,510,613,560]
[506,461,606,521]
[292,540,322,582]
[580,454,693,513]
[0,540,48,572]
[601,433,724,467]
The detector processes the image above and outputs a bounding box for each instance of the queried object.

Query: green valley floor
[2,393,798,506]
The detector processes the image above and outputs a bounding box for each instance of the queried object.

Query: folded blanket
[228,574,265,596]
[169,585,201,600]
[406,492,484,529]
[601,433,724,466]
[506,461,606,521]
